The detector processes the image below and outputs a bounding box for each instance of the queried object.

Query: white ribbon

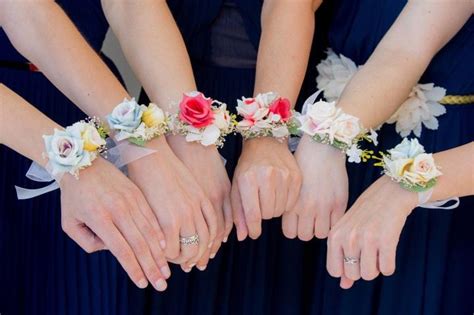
[301,89,324,115]
[15,162,60,200]
[418,188,460,210]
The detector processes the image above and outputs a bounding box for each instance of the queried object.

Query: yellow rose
[81,124,106,151]
[142,103,165,127]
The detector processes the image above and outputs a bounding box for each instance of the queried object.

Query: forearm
[429,143,474,201]
[0,84,61,167]
[337,1,473,128]
[254,0,319,105]
[102,0,195,114]
[0,0,129,120]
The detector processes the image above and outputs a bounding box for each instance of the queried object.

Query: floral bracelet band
[171,91,235,147]
[298,95,377,163]
[374,138,442,193]
[235,92,298,140]
[107,98,170,146]
[43,117,107,179]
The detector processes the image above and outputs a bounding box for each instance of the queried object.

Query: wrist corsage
[374,138,442,192]
[107,98,170,146]
[235,92,298,140]
[298,98,377,163]
[43,117,107,178]
[171,91,234,147]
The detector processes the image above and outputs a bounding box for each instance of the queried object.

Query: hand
[282,135,348,241]
[60,157,170,291]
[231,137,302,240]
[127,137,216,272]
[327,175,418,289]
[167,135,232,271]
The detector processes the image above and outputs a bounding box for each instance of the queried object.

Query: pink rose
[179,92,214,128]
[268,97,291,122]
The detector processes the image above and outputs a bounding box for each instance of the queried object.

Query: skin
[101,0,227,272]
[292,0,474,288]
[0,0,215,288]
[0,84,170,291]
[232,0,322,241]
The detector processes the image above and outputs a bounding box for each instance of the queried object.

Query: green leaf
[400,178,437,193]
[128,137,146,146]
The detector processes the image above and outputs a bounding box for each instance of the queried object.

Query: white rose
[142,103,166,127]
[255,92,278,107]
[185,125,220,146]
[383,156,413,180]
[107,98,143,132]
[389,138,425,159]
[271,126,289,138]
[213,105,231,130]
[307,101,339,124]
[71,122,105,152]
[331,113,361,145]
[408,153,442,183]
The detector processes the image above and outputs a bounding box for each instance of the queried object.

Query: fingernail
[210,252,216,259]
[197,265,207,271]
[155,279,167,292]
[183,268,192,273]
[159,240,167,250]
[189,263,196,268]
[208,241,213,249]
[137,278,148,289]
[223,237,228,243]
[161,265,171,279]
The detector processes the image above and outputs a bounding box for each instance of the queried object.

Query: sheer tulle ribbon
[15,139,157,200]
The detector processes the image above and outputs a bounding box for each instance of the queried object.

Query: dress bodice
[167,0,263,65]
[0,0,109,62]
[328,0,474,94]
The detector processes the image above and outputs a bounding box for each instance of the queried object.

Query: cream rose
[142,103,166,128]
[331,113,361,145]
[213,104,232,130]
[409,153,442,182]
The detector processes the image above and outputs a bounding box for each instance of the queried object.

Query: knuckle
[363,231,377,246]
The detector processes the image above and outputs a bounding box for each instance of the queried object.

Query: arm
[1,0,215,270]
[232,0,321,240]
[101,0,222,271]
[337,0,474,128]
[328,142,474,289]
[0,84,170,291]
[0,0,128,120]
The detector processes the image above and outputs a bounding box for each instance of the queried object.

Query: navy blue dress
[135,1,330,314]
[0,1,131,314]
[304,1,474,315]
[137,1,473,315]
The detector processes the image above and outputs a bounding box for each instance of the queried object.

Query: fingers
[379,243,397,276]
[360,241,379,281]
[340,274,355,289]
[342,245,361,281]
[177,216,199,270]
[274,176,288,217]
[326,232,344,278]
[112,204,167,291]
[237,174,262,240]
[314,210,330,239]
[196,248,211,272]
[200,198,218,250]
[231,183,248,241]
[62,218,106,254]
[258,173,276,220]
[87,216,148,289]
[130,199,171,280]
[297,214,315,241]
[135,190,167,251]
[330,207,345,229]
[281,212,298,239]
[286,172,301,212]
[184,210,210,270]
[222,195,233,243]
[161,218,181,261]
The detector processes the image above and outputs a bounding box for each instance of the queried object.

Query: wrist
[243,136,288,150]
[167,134,219,154]
[380,175,418,214]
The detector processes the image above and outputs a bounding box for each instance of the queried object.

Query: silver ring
[179,234,199,246]
[344,257,359,264]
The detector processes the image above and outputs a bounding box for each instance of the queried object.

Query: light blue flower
[107,98,143,133]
